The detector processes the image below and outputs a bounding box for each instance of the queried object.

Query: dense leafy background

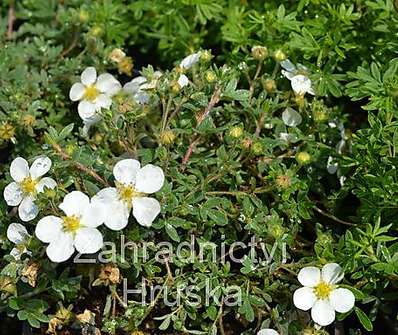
[0,0,397,334]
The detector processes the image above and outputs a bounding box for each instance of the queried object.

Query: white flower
[3,156,57,221]
[178,74,189,88]
[293,263,355,326]
[123,76,150,105]
[281,59,315,96]
[35,191,105,263]
[257,329,279,335]
[180,52,201,69]
[69,67,121,125]
[92,159,165,230]
[7,223,31,260]
[282,107,302,127]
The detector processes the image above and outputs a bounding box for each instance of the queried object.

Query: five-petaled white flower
[293,263,355,326]
[281,59,315,96]
[92,159,165,230]
[180,52,201,69]
[257,329,279,335]
[7,223,31,260]
[3,156,57,221]
[69,67,121,125]
[35,191,105,263]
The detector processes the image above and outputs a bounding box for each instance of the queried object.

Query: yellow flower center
[314,281,333,299]
[117,183,142,205]
[63,215,81,233]
[20,177,37,194]
[84,85,100,101]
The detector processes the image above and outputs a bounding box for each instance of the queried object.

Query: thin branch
[313,206,356,226]
[52,143,109,187]
[7,2,16,40]
[181,87,221,168]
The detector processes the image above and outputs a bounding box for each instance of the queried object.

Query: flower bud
[170,80,181,94]
[251,141,263,155]
[296,151,311,165]
[251,45,268,61]
[201,50,212,62]
[109,48,126,63]
[99,264,121,285]
[205,70,217,83]
[276,174,291,188]
[274,49,287,62]
[241,138,252,149]
[118,57,134,76]
[263,79,276,93]
[65,143,77,156]
[79,10,89,23]
[160,130,176,145]
[269,224,285,239]
[89,26,102,37]
[21,115,36,127]
[0,122,15,140]
[0,276,16,295]
[229,126,244,138]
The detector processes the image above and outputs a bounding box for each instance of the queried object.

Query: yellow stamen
[20,177,37,194]
[117,183,141,205]
[84,85,100,101]
[314,281,333,299]
[63,215,81,233]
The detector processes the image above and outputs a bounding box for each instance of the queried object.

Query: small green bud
[205,70,217,83]
[251,141,263,155]
[274,49,287,62]
[229,125,244,138]
[79,10,89,23]
[263,79,276,93]
[296,151,311,165]
[251,45,268,61]
[201,50,212,62]
[160,130,176,145]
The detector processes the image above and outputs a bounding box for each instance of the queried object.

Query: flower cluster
[4,157,165,262]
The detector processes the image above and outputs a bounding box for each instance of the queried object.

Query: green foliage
[1,0,398,334]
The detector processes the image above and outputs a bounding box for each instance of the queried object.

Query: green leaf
[355,307,373,331]
[165,223,180,242]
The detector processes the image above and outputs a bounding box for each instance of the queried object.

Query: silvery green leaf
[282,107,302,127]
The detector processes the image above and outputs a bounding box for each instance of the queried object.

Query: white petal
[4,182,23,206]
[326,156,338,174]
[282,107,302,127]
[96,73,121,95]
[69,83,85,101]
[35,177,57,193]
[293,287,317,311]
[291,75,313,95]
[30,156,52,179]
[94,94,112,109]
[280,59,296,72]
[123,81,141,94]
[81,202,106,228]
[7,223,29,244]
[78,100,97,120]
[93,187,119,203]
[132,197,161,227]
[103,200,130,231]
[257,329,279,335]
[81,67,97,86]
[297,266,321,287]
[281,69,295,80]
[180,52,201,69]
[59,191,90,217]
[10,157,29,182]
[134,91,150,105]
[135,165,165,194]
[10,247,25,260]
[74,227,103,254]
[35,216,63,243]
[311,300,335,326]
[46,232,75,263]
[322,263,344,284]
[329,288,355,313]
[113,159,141,185]
[18,196,39,222]
[178,74,189,88]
